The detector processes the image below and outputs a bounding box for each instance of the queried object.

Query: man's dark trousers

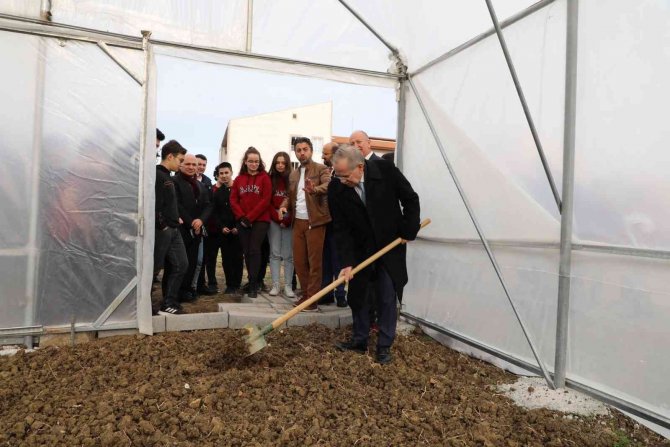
[321,223,346,300]
[351,265,396,348]
[155,227,188,308]
[221,233,243,289]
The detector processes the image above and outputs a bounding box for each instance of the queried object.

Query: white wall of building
[221,102,332,170]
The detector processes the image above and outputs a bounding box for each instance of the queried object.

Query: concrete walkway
[221,291,352,329]
[127,291,352,336]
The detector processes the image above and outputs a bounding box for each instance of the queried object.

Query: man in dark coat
[171,153,212,302]
[154,140,188,315]
[350,130,381,161]
[328,145,420,364]
[208,162,244,293]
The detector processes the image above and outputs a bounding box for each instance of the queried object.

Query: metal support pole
[554,0,579,388]
[39,0,52,21]
[483,0,562,213]
[412,0,557,76]
[96,41,143,85]
[408,76,555,389]
[23,35,48,349]
[0,13,399,82]
[92,277,139,328]
[245,0,253,53]
[136,30,153,335]
[337,0,400,58]
[395,78,407,170]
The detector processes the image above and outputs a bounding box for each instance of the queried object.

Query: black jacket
[210,183,236,233]
[155,165,179,229]
[328,159,420,303]
[173,172,212,231]
[200,174,213,198]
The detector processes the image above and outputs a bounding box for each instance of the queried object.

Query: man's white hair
[332,144,364,170]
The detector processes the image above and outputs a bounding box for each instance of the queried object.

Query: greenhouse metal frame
[0,0,668,433]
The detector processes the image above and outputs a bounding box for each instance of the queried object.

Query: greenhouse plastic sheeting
[252,0,390,72]
[401,62,559,370]
[404,241,559,369]
[0,31,147,329]
[345,0,553,71]
[407,0,565,235]
[52,0,248,51]
[572,0,670,250]
[0,30,40,330]
[567,251,670,419]
[0,0,42,18]
[153,46,397,89]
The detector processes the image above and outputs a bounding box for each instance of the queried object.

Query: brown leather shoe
[293,297,318,312]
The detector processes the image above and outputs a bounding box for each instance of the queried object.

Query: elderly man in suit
[350,130,381,161]
[328,145,420,364]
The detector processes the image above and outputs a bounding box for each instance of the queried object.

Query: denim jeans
[191,238,204,289]
[269,221,294,285]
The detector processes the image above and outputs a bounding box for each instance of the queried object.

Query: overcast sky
[156,55,398,166]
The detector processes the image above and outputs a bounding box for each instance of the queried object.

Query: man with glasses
[328,145,420,364]
[320,141,347,307]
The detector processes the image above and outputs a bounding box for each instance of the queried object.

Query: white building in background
[220,102,332,169]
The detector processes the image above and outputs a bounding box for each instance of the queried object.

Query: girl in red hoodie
[230,147,272,298]
[267,151,295,298]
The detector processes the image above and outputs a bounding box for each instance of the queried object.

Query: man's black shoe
[158,305,185,315]
[335,340,367,354]
[375,347,392,364]
[319,294,335,305]
[241,282,251,293]
[180,290,197,303]
[197,285,218,295]
[336,296,347,308]
[247,285,258,299]
[224,286,238,294]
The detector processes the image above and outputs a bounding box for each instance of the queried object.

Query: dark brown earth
[0,326,667,446]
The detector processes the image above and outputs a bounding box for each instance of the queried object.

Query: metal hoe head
[243,324,267,356]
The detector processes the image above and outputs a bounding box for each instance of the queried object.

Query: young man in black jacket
[154,140,188,315]
[172,153,212,302]
[328,145,420,364]
[209,162,243,293]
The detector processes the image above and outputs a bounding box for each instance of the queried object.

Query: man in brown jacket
[280,137,331,311]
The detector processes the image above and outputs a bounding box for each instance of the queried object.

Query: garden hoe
[244,218,431,355]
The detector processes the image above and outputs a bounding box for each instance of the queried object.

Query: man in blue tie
[327,145,421,364]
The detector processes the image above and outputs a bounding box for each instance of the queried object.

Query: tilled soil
[0,326,667,447]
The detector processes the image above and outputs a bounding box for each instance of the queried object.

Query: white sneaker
[284,285,295,298]
[269,283,280,296]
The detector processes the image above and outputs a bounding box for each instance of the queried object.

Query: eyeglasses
[332,171,352,179]
[246,160,260,164]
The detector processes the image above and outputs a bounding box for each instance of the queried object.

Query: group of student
[154,128,421,364]
[153,131,347,315]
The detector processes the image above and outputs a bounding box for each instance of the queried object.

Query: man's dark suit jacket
[173,172,212,230]
[327,159,420,308]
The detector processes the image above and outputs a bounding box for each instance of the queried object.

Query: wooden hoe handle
[270,218,431,329]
